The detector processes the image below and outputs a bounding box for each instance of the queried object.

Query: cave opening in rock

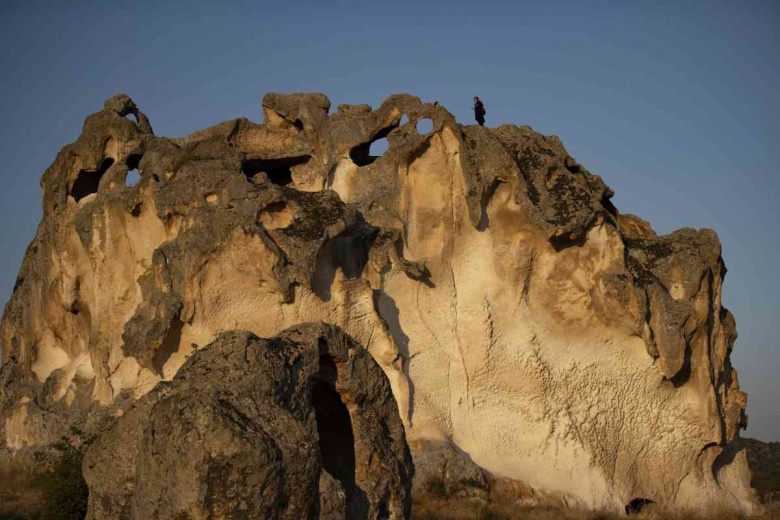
[126,169,140,187]
[369,138,389,157]
[241,156,310,187]
[126,153,142,171]
[349,126,395,167]
[416,118,434,134]
[312,356,356,500]
[71,158,115,202]
[126,154,143,187]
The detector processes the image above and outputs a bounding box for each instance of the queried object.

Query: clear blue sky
[0,0,777,440]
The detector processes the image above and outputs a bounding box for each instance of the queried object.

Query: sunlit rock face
[0,92,758,514]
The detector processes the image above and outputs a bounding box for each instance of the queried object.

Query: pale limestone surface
[0,93,759,514]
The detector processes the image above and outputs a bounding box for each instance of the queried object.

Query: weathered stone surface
[0,92,759,514]
[82,323,412,519]
[617,212,656,240]
[410,439,489,500]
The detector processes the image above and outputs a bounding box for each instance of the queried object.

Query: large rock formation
[0,92,759,514]
[83,323,412,519]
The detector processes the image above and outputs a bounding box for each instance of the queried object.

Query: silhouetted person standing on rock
[473,96,486,126]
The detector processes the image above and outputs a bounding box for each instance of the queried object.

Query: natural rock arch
[82,323,413,519]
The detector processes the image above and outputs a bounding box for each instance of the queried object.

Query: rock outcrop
[0,92,759,514]
[82,323,412,519]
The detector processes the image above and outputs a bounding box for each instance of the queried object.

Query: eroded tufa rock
[0,92,759,515]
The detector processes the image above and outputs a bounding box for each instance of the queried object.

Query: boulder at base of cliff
[82,323,413,519]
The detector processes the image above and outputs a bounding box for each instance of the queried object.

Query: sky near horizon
[0,1,777,440]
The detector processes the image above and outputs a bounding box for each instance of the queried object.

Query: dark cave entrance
[241,156,310,187]
[312,356,356,499]
[71,158,115,202]
[126,153,142,187]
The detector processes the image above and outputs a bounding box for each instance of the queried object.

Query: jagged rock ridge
[0,92,759,514]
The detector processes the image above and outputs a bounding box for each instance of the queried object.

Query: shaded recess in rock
[71,158,114,202]
[242,155,311,186]
[349,125,396,166]
[312,361,356,498]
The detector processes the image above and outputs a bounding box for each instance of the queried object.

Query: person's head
[474,96,479,103]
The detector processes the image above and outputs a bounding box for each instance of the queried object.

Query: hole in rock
[312,357,356,500]
[126,169,141,187]
[625,498,653,515]
[126,153,142,170]
[126,113,138,124]
[370,137,389,157]
[416,118,434,134]
[399,114,410,126]
[293,119,304,131]
[349,126,395,167]
[241,156,310,187]
[348,143,372,166]
[349,137,388,167]
[71,158,115,202]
